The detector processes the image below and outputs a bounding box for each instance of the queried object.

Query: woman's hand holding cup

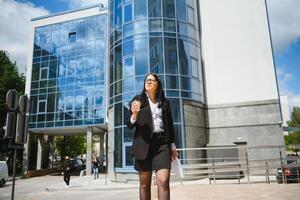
[131,100,141,120]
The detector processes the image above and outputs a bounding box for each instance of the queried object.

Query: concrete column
[36,136,43,170]
[86,127,93,176]
[99,132,105,172]
[22,133,31,174]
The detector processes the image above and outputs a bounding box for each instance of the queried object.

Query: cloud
[0,0,49,74]
[277,66,300,110]
[60,0,108,9]
[267,0,300,52]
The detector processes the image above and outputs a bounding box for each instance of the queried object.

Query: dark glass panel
[178,39,189,76]
[149,19,162,32]
[47,93,55,112]
[166,75,179,89]
[163,0,175,18]
[164,19,176,32]
[148,0,161,18]
[181,76,191,91]
[114,128,122,167]
[149,37,164,74]
[115,45,122,81]
[164,38,178,74]
[169,98,180,123]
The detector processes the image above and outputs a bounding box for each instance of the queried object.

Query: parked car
[0,161,9,187]
[69,158,86,175]
[277,156,300,183]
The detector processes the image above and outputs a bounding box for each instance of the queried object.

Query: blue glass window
[124,77,134,93]
[135,39,148,76]
[187,5,195,25]
[124,4,133,23]
[123,40,134,56]
[134,0,147,19]
[123,57,134,77]
[123,23,133,38]
[176,0,187,21]
[115,0,122,27]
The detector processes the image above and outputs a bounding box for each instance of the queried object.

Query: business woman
[127,73,178,200]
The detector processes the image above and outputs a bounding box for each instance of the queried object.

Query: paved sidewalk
[45,175,300,200]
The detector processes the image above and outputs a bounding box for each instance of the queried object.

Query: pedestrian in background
[92,155,99,179]
[127,73,178,200]
[62,156,71,188]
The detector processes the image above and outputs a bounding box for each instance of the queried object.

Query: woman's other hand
[171,149,178,160]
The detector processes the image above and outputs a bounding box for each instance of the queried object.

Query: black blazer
[127,95,175,160]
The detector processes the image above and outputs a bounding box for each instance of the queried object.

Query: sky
[0,0,299,112]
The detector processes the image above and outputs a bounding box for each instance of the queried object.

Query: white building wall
[199,0,279,105]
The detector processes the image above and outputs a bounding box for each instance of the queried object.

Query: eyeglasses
[145,79,157,83]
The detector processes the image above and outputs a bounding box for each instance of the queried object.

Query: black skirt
[134,132,171,172]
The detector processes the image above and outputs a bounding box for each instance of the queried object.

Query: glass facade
[29,14,107,129]
[109,0,204,169]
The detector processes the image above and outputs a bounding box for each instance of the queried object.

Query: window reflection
[134,0,147,19]
[148,0,161,18]
[135,39,149,75]
[30,15,107,128]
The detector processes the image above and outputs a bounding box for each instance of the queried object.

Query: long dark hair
[140,73,166,108]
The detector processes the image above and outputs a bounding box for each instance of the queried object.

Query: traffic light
[15,95,30,145]
[4,89,18,139]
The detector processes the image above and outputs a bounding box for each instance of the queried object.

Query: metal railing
[174,145,300,184]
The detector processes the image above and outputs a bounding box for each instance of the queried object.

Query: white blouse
[130,96,176,150]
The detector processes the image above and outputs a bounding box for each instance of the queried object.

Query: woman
[127,73,178,200]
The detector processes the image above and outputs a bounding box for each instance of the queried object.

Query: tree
[284,106,300,154]
[55,136,86,159]
[287,106,300,127]
[0,50,25,174]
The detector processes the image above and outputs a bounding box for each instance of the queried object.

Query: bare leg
[139,171,152,200]
[156,169,170,200]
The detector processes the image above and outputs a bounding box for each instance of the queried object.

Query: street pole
[4,90,30,200]
[11,149,17,200]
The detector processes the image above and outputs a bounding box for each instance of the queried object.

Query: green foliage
[285,106,300,147]
[0,50,25,156]
[284,132,300,145]
[55,136,86,158]
[287,106,300,127]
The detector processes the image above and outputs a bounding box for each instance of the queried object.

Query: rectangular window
[38,100,47,113]
[123,40,134,56]
[123,57,134,77]
[187,5,195,25]
[191,57,198,78]
[124,4,133,23]
[69,32,77,43]
[40,67,48,80]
